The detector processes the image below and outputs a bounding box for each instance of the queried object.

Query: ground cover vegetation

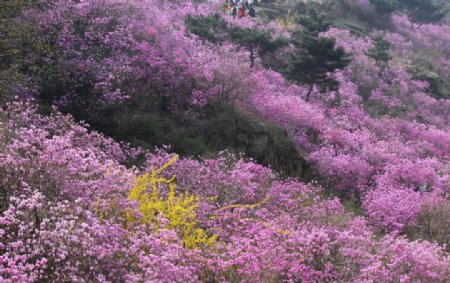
[0,0,449,281]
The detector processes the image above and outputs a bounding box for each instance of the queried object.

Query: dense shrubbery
[1,102,449,281]
[1,0,449,281]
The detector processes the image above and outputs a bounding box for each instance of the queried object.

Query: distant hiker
[232,4,238,19]
[224,0,230,14]
[249,6,256,17]
[239,6,246,18]
[238,0,246,18]
[225,0,232,14]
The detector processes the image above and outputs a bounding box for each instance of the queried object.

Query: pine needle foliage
[366,35,392,70]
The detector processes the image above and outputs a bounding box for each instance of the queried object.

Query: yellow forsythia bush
[127,155,216,249]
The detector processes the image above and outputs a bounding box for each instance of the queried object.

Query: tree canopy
[286,9,352,101]
[366,35,392,69]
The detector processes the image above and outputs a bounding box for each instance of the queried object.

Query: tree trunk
[335,90,341,105]
[306,83,314,102]
[250,48,255,68]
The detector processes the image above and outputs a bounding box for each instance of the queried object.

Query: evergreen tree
[186,15,286,69]
[285,36,352,102]
[400,0,446,29]
[295,8,331,37]
[286,9,352,102]
[366,35,392,70]
[229,27,287,68]
[185,13,228,43]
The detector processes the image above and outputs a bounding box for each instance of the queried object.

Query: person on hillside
[238,0,246,18]
[224,0,230,14]
[249,5,256,17]
[225,0,232,15]
[239,6,246,18]
[232,4,238,19]
[250,0,256,10]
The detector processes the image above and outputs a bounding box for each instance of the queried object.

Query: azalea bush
[1,102,449,282]
[1,0,450,280]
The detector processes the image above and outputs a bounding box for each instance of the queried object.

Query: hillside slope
[0,0,449,281]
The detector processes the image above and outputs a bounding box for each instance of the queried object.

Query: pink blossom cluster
[2,1,450,278]
[1,103,449,281]
[0,102,204,282]
[17,0,449,234]
[17,0,254,111]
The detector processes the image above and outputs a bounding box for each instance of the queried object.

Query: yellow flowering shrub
[127,155,216,249]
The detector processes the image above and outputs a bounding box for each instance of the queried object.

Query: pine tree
[401,0,446,29]
[185,13,228,43]
[285,9,352,102]
[229,27,287,68]
[285,37,352,102]
[295,8,331,37]
[186,14,287,69]
[366,35,392,70]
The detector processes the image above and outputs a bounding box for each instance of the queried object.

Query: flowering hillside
[1,0,449,282]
